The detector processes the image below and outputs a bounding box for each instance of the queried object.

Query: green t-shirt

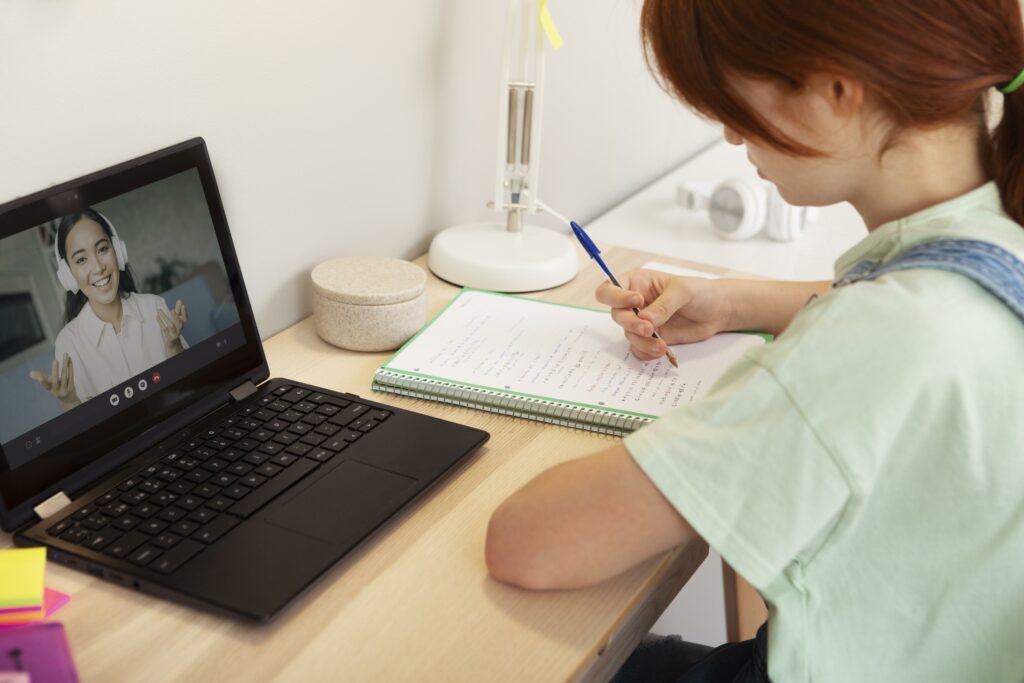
[625,182,1024,682]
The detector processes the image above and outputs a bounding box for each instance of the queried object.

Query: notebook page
[384,290,764,418]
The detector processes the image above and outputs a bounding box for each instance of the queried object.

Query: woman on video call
[29,208,190,411]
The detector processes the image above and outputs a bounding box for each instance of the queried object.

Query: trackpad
[266,460,418,548]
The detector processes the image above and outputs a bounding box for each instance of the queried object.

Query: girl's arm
[486,443,699,590]
[721,279,831,336]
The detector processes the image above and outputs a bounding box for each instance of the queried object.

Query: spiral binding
[371,370,652,437]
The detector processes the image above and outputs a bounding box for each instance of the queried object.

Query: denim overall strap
[833,239,1024,322]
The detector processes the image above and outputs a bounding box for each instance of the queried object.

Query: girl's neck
[89,296,125,334]
[850,125,989,231]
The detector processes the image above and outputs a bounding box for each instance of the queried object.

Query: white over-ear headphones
[54,210,129,294]
[677,178,811,242]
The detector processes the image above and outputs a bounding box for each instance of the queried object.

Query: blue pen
[570,221,679,368]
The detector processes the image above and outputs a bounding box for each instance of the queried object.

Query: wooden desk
[0,246,737,682]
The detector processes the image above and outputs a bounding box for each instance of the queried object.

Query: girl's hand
[595,269,735,361]
[29,354,81,411]
[158,300,188,356]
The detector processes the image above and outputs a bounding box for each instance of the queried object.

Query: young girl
[486,1,1024,681]
[29,209,189,411]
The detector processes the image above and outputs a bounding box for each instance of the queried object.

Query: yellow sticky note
[540,0,563,50]
[0,547,46,610]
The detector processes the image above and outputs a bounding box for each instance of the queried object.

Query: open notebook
[372,289,767,437]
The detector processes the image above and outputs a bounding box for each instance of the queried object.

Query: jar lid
[311,256,426,305]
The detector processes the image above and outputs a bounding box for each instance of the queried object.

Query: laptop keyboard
[43,385,391,575]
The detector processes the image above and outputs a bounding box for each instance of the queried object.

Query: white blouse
[54,292,189,404]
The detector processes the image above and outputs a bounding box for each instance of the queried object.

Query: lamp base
[427,222,578,292]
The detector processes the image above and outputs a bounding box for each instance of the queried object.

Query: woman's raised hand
[29,353,81,411]
[595,269,735,361]
[158,300,189,356]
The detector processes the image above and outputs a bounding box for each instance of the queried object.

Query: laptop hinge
[34,491,72,520]
[229,380,259,402]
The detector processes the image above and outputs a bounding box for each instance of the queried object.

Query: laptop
[0,138,489,621]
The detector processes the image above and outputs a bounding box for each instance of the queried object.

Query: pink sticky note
[0,588,70,629]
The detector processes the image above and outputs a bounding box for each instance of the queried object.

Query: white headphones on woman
[677,178,811,241]
[53,210,129,294]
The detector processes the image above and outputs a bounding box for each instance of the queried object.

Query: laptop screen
[0,140,267,523]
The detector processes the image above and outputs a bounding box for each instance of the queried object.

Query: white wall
[1,1,716,337]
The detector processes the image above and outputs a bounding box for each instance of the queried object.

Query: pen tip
[667,351,679,368]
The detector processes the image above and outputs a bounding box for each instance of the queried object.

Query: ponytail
[992,87,1024,227]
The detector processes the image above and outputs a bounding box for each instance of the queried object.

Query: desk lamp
[428,0,578,292]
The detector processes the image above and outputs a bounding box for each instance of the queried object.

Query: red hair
[640,0,1024,225]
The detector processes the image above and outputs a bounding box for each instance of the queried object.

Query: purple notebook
[0,622,79,683]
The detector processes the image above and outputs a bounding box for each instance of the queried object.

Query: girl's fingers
[625,330,666,357]
[611,308,654,336]
[595,281,644,308]
[30,371,52,392]
[179,303,187,325]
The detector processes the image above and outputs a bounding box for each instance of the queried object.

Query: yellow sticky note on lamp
[0,547,46,613]
[540,0,563,50]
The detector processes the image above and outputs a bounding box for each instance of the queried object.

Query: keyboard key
[46,518,75,537]
[59,526,91,544]
[151,540,205,574]
[256,463,282,478]
[81,514,111,530]
[371,410,392,422]
[273,385,292,396]
[85,529,122,551]
[171,456,200,471]
[121,488,149,504]
[223,484,250,500]
[151,491,179,506]
[185,469,212,484]
[268,400,290,413]
[95,491,118,506]
[315,423,341,437]
[156,468,181,482]
[258,442,284,455]
[219,449,245,463]
[206,438,231,450]
[252,410,274,423]
[105,531,149,558]
[152,532,181,549]
[222,428,246,441]
[271,452,299,467]
[340,429,362,443]
[229,462,253,476]
[230,459,319,518]
[264,419,287,432]
[251,429,273,442]
[278,410,302,423]
[239,473,267,488]
[188,508,217,524]
[169,519,201,536]
[287,422,314,435]
[211,473,236,487]
[291,401,318,414]
[72,505,96,520]
[236,438,260,452]
[205,496,234,512]
[128,545,163,567]
[299,411,325,428]
[193,483,222,499]
[307,448,336,463]
[119,477,143,491]
[273,432,299,446]
[168,480,195,495]
[157,507,187,522]
[139,519,168,535]
[284,443,312,457]
[316,404,341,417]
[281,388,311,403]
[321,437,350,452]
[105,501,133,516]
[177,494,204,511]
[132,502,161,519]
[202,458,229,472]
[300,433,327,446]
[112,515,142,531]
[192,447,216,460]
[139,479,165,493]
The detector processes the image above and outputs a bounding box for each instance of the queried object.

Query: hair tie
[999,67,1024,94]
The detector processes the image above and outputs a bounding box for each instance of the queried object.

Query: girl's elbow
[485,505,557,590]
